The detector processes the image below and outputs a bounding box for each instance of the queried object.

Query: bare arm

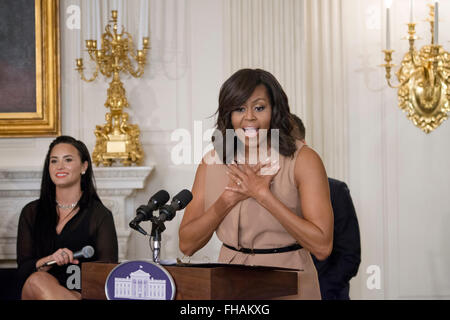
[178,158,247,256]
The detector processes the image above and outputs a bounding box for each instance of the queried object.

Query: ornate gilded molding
[0,0,61,137]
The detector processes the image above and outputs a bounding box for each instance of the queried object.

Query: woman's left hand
[225,160,279,202]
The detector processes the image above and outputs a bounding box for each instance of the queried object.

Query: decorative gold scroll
[381,5,450,133]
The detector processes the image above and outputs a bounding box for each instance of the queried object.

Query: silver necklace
[56,200,78,210]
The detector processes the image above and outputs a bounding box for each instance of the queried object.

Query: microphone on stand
[128,189,193,264]
[43,245,94,266]
[157,189,193,224]
[129,190,170,235]
[152,189,193,264]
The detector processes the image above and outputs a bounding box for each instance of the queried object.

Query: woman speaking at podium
[179,69,333,299]
[17,136,118,300]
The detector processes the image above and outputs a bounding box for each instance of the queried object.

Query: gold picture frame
[0,0,60,137]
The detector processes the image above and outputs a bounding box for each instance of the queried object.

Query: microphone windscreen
[81,245,95,259]
[149,190,170,206]
[172,189,193,210]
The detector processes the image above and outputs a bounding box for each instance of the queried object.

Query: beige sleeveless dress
[204,140,321,300]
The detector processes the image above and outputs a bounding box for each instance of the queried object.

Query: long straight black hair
[34,136,100,257]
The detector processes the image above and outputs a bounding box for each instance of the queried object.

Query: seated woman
[178,68,334,299]
[17,135,118,300]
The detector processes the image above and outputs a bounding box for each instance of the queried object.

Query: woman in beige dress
[179,69,333,299]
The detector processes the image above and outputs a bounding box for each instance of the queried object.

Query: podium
[82,262,298,300]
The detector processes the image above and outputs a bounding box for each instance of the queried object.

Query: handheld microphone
[129,190,170,235]
[157,189,193,223]
[44,245,94,266]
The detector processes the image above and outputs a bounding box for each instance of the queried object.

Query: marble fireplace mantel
[0,166,153,268]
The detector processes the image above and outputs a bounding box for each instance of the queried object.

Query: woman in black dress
[17,136,118,299]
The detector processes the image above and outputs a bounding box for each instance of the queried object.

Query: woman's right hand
[35,248,79,271]
[38,248,78,268]
[49,248,79,266]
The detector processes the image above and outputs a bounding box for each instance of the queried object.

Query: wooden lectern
[82,262,298,300]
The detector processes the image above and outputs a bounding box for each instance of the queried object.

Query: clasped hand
[224,159,279,203]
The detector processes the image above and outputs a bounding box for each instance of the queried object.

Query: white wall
[344,0,450,299]
[1,0,450,300]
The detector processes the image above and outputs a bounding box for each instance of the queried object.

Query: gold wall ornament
[381,3,450,134]
[76,10,149,166]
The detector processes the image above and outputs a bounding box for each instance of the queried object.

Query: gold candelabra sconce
[76,10,149,166]
[381,1,450,134]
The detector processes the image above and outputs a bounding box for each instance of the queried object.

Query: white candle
[138,0,145,50]
[434,1,439,44]
[102,0,108,26]
[112,0,118,10]
[144,0,149,38]
[409,0,414,23]
[86,0,91,39]
[95,0,101,49]
[123,0,127,34]
[385,0,392,50]
[91,1,95,42]
[117,0,123,34]
[76,28,81,58]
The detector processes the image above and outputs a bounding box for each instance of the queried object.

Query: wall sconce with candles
[75,0,150,166]
[381,0,450,134]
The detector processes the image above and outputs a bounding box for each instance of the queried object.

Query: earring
[81,171,85,175]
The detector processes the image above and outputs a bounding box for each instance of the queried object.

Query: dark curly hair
[213,68,297,163]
